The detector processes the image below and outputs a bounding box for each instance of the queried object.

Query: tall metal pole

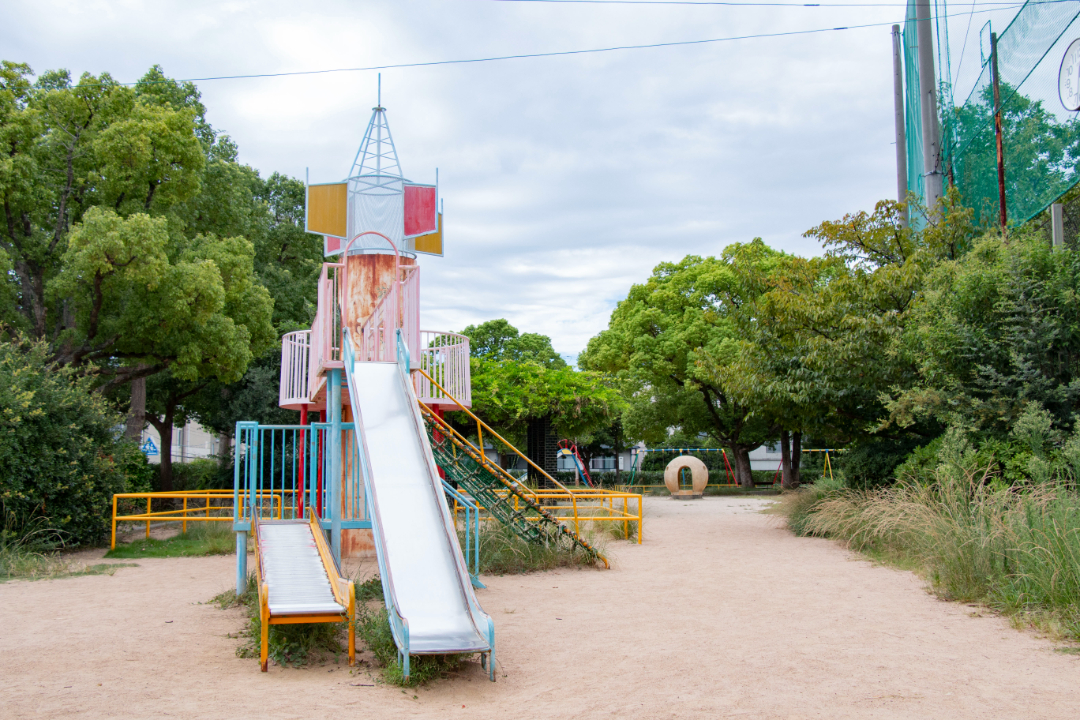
[892,24,909,227]
[916,0,943,209]
[991,32,1008,230]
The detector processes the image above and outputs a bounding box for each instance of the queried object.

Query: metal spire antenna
[346,76,407,250]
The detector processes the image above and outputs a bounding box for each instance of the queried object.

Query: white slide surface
[347,361,490,654]
[259,521,345,615]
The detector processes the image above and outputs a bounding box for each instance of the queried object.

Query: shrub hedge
[0,338,135,546]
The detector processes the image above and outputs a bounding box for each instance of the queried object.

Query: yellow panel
[306,183,347,238]
[413,213,443,256]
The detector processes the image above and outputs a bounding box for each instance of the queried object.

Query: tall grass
[469,521,602,575]
[0,506,135,582]
[777,451,1080,639]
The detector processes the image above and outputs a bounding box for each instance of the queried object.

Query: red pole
[298,406,308,518]
[722,451,737,486]
[316,411,324,517]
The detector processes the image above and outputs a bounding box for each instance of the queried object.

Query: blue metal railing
[442,481,484,588]
[231,422,370,532]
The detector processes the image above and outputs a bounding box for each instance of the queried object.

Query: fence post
[892,24,909,227]
[991,31,1007,230]
[1052,203,1065,249]
[916,0,942,208]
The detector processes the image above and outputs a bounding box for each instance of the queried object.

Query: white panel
[348,191,404,250]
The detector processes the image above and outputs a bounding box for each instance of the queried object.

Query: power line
[485,0,1059,6]
[79,2,1026,88]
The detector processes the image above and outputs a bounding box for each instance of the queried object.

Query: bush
[170,458,224,491]
[116,441,156,494]
[0,338,129,546]
[834,437,924,489]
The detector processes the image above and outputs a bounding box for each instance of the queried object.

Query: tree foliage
[580,244,785,486]
[460,319,621,448]
[0,337,141,546]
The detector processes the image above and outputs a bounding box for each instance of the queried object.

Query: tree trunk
[217,429,231,469]
[157,422,174,492]
[613,425,622,484]
[737,445,754,488]
[124,376,146,441]
[729,444,754,489]
[791,431,802,486]
[780,429,795,489]
[147,411,175,492]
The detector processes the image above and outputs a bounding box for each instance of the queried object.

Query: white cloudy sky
[2,0,1023,359]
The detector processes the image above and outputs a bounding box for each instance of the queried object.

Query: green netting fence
[904,0,1080,227]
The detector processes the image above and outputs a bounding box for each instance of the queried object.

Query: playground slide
[254,514,356,671]
[345,358,494,659]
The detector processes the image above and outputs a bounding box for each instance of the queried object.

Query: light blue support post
[235,532,247,595]
[329,368,343,562]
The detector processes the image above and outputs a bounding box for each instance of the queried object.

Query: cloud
[3,0,917,353]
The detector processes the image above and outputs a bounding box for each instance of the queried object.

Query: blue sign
[141,438,159,456]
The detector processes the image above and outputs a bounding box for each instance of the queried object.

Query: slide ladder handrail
[419,403,607,567]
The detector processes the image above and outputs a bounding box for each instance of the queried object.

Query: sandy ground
[2,497,1079,719]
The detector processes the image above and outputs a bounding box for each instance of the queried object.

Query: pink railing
[277,241,472,409]
[356,264,420,363]
[414,331,472,408]
[279,330,311,409]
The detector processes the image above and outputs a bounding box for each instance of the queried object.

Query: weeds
[354,601,469,686]
[469,521,600,575]
[106,522,235,559]
[0,507,135,582]
[215,573,348,667]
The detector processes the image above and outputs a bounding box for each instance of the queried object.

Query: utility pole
[916,0,943,209]
[991,32,1008,229]
[892,24,909,227]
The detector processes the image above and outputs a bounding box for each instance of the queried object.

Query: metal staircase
[418,404,606,566]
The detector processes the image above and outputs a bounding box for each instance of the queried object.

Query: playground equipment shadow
[3,497,1080,719]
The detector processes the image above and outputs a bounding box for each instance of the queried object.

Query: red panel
[324,235,342,257]
[403,184,437,237]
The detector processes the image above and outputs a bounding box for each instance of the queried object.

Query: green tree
[0,62,280,489]
[459,320,621,474]
[580,248,778,487]
[885,226,1080,438]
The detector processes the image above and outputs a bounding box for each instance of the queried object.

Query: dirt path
[2,497,1078,719]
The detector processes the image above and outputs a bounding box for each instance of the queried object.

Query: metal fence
[905,0,1080,226]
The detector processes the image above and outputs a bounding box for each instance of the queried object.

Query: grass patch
[1,512,136,582]
[0,547,136,583]
[355,599,469,686]
[106,522,235,559]
[214,573,349,668]
[214,571,473,684]
[467,521,602,575]
[774,460,1080,642]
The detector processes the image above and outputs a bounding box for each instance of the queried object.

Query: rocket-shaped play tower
[235,98,491,681]
[231,93,626,681]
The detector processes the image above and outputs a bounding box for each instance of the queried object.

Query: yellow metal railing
[110,490,288,550]
[416,367,642,545]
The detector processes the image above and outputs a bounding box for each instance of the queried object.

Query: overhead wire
[485,0,1066,6]
[80,2,1030,87]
